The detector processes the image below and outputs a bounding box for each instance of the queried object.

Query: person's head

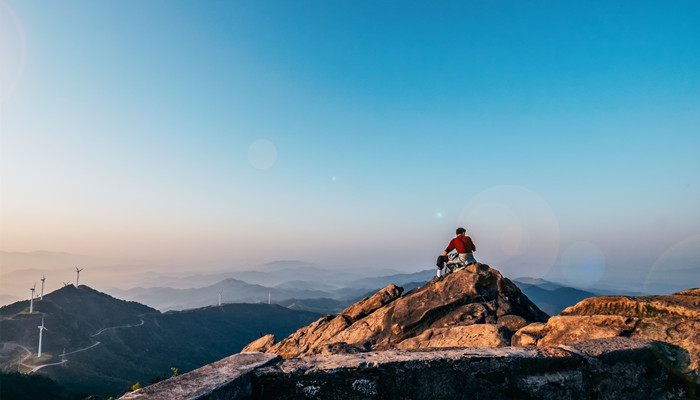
[456,227,466,236]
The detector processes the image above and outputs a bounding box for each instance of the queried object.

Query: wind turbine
[75,266,83,287]
[40,275,46,300]
[29,282,36,313]
[62,281,71,287]
[268,290,271,305]
[37,316,47,357]
[218,291,222,306]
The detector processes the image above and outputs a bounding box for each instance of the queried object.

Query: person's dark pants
[436,255,449,269]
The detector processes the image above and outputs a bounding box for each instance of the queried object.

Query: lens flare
[560,241,606,288]
[644,235,700,295]
[500,225,529,257]
[458,185,560,278]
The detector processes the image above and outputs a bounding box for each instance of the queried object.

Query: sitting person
[436,227,477,277]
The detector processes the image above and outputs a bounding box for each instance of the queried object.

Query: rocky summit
[242,263,699,394]
[243,263,549,357]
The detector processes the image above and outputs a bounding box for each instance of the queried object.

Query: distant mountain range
[0,285,320,399]
[2,254,607,318]
[511,278,596,315]
[105,264,600,316]
[106,277,355,312]
[0,258,406,306]
[103,264,433,313]
[125,260,406,290]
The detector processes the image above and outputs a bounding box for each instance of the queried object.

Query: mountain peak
[0,284,158,337]
[245,263,549,357]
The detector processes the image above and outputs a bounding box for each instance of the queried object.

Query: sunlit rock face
[258,263,549,358]
[242,334,276,353]
[513,288,700,385]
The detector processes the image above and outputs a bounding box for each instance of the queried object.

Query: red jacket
[445,235,476,254]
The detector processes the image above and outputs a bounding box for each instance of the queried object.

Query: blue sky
[1,1,699,292]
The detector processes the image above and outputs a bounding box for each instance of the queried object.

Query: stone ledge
[253,338,692,399]
[119,352,279,400]
[119,338,694,400]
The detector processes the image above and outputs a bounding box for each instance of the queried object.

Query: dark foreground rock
[120,337,695,400]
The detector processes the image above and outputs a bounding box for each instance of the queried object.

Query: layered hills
[0,285,320,398]
[103,265,593,316]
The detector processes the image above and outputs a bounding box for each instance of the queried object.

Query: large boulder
[255,263,548,358]
[396,324,510,350]
[512,315,639,347]
[513,289,700,383]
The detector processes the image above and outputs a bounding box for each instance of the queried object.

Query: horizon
[1,2,698,298]
[0,250,694,305]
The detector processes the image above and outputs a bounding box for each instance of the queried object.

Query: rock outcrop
[242,334,277,353]
[258,263,549,357]
[120,338,694,400]
[395,323,510,350]
[513,288,700,386]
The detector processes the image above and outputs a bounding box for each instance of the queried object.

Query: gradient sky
[1,1,699,292]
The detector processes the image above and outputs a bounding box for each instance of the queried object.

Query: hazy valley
[1,259,611,399]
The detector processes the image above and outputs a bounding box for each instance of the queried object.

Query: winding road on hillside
[29,341,102,372]
[12,317,146,372]
[90,318,145,337]
[2,343,32,371]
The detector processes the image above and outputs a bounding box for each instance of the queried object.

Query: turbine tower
[75,266,84,287]
[37,316,47,357]
[40,274,46,300]
[218,291,222,307]
[29,282,36,313]
[268,290,271,305]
